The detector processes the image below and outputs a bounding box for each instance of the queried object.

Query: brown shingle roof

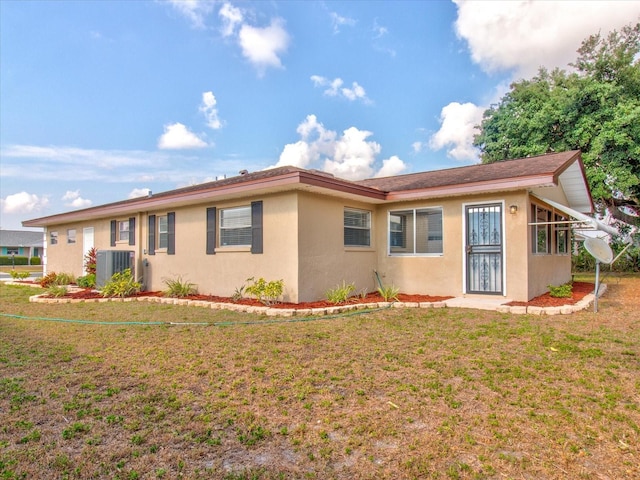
[356,151,581,192]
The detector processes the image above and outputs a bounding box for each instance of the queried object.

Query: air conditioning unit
[96,250,135,288]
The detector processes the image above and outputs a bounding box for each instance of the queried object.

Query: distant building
[0,230,44,260]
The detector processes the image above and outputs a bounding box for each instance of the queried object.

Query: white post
[594,261,600,313]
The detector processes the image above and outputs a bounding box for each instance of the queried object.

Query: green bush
[77,274,96,288]
[9,270,30,280]
[548,283,573,298]
[163,276,198,298]
[55,272,75,285]
[244,277,284,305]
[325,281,356,304]
[0,256,28,266]
[46,284,68,298]
[377,284,400,302]
[100,268,141,298]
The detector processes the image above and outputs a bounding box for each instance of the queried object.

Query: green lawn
[0,279,638,479]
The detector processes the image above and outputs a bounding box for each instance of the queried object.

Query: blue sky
[2,0,639,230]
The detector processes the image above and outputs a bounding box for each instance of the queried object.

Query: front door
[465,204,503,294]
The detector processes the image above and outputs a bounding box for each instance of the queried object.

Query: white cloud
[157,123,207,150]
[311,75,371,104]
[453,0,640,78]
[429,102,484,162]
[128,188,151,199]
[1,191,49,214]
[275,115,406,181]
[62,190,92,209]
[238,18,290,75]
[329,11,356,34]
[167,0,215,29]
[372,19,388,39]
[374,155,406,178]
[199,91,223,130]
[218,2,243,37]
[412,141,424,153]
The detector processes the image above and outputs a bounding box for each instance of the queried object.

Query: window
[50,231,58,245]
[119,221,129,242]
[67,229,76,244]
[344,208,371,247]
[158,215,168,249]
[531,205,551,254]
[220,206,252,246]
[555,214,569,254]
[6,248,19,255]
[388,208,443,255]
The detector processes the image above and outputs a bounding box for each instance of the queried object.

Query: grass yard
[0,277,638,479]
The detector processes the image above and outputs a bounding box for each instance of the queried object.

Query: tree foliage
[474,23,640,225]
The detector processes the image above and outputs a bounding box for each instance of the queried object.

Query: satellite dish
[584,237,614,264]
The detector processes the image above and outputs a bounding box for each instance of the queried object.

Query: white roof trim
[531,193,618,236]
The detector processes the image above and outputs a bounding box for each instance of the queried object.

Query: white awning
[531,193,618,236]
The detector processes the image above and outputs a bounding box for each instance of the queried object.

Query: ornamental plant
[101,268,141,298]
[163,276,198,298]
[83,247,97,275]
[548,283,573,298]
[325,281,356,304]
[377,284,400,302]
[244,277,284,306]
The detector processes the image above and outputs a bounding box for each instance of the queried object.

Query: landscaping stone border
[16,282,606,317]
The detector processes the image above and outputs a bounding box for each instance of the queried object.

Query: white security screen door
[465,204,503,294]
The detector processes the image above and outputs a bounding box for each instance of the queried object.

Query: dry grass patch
[0,277,639,479]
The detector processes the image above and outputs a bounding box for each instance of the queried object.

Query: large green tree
[474,23,640,226]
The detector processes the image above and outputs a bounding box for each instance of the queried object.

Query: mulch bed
[505,281,594,307]
[50,289,453,309]
[21,280,596,309]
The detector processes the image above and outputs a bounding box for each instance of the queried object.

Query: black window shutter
[206,207,216,254]
[148,215,156,256]
[167,212,176,255]
[128,217,136,246]
[110,220,117,247]
[251,201,263,254]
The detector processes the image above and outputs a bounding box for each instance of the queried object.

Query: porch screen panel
[466,205,502,294]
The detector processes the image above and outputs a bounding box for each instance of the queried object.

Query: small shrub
[83,247,97,275]
[30,257,42,266]
[47,284,68,298]
[9,270,30,280]
[232,284,245,302]
[244,277,284,305]
[39,271,58,288]
[55,272,75,285]
[325,281,356,304]
[377,284,400,302]
[163,276,198,298]
[100,268,141,298]
[548,283,573,298]
[77,274,96,288]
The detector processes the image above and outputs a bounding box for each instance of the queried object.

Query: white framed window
[388,208,443,255]
[344,208,371,247]
[532,205,551,254]
[220,206,252,246]
[119,221,129,242]
[158,215,168,249]
[50,231,58,245]
[67,229,76,244]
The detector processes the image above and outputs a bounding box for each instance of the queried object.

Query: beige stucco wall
[297,192,378,302]
[375,192,535,301]
[141,192,301,301]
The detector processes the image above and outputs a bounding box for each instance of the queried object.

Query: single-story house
[23,150,610,302]
[0,229,44,261]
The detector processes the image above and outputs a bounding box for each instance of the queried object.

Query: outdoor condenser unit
[96,250,135,288]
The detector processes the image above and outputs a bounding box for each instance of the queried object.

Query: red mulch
[48,288,452,309]
[29,281,596,309]
[505,281,594,307]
